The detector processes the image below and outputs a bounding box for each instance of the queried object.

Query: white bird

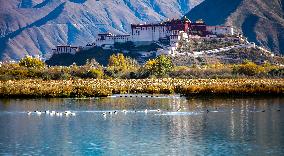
[157,109,161,112]
[50,111,56,116]
[71,112,76,116]
[56,112,60,116]
[113,111,118,115]
[45,110,50,114]
[35,111,42,115]
[144,109,148,113]
[65,111,71,114]
[64,111,72,116]
[27,111,32,115]
[122,109,127,113]
[102,112,107,117]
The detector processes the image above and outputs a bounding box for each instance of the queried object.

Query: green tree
[19,56,45,68]
[108,53,139,72]
[86,69,104,79]
[108,53,127,71]
[145,55,173,77]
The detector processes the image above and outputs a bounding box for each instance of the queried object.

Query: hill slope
[186,0,284,54]
[0,0,203,60]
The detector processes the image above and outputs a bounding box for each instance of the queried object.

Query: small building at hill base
[95,33,131,47]
[52,45,79,55]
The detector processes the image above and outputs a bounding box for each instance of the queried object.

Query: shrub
[144,55,173,77]
[233,60,264,76]
[107,53,139,78]
[86,69,104,79]
[0,79,283,98]
[268,68,284,78]
[19,56,45,68]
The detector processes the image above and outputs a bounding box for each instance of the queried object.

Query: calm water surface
[0,95,284,155]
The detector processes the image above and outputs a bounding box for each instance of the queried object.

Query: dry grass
[0,78,283,98]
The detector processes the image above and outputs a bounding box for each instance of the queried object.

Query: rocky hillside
[186,0,284,54]
[0,0,203,60]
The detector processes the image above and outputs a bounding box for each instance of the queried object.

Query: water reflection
[0,96,283,155]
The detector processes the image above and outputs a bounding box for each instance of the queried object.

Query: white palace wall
[131,25,172,42]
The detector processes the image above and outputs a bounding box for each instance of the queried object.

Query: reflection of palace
[166,97,284,154]
[166,97,207,154]
[227,98,283,145]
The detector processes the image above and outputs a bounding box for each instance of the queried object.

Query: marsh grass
[0,79,283,98]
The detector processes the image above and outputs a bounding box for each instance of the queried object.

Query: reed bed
[0,79,283,98]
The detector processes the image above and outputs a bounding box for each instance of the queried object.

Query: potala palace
[52,18,256,57]
[93,18,234,46]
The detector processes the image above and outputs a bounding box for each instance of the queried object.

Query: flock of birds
[26,109,162,117]
[27,110,76,116]
[26,107,280,117]
[101,109,161,117]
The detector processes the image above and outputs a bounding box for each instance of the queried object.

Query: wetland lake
[0,95,283,155]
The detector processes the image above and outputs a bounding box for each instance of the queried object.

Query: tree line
[0,53,283,80]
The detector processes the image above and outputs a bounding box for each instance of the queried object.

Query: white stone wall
[131,25,170,42]
[170,31,189,45]
[170,35,179,45]
[95,34,131,46]
[156,47,177,56]
[207,26,234,36]
[132,27,154,42]
[114,35,131,43]
[96,36,115,46]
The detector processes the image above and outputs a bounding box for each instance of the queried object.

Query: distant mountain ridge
[2,0,283,60]
[186,0,284,54]
[0,0,203,60]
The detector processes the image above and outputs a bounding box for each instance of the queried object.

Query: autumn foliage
[0,54,283,80]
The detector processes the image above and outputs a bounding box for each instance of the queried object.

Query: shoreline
[0,78,283,98]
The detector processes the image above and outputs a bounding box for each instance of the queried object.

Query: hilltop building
[93,18,234,48]
[52,18,235,55]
